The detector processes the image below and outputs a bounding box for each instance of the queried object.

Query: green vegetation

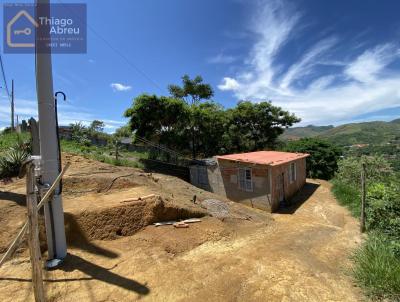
[335,155,393,187]
[347,144,400,173]
[282,119,400,173]
[281,125,334,140]
[0,132,30,154]
[0,124,149,179]
[0,147,29,179]
[284,138,342,180]
[282,119,400,146]
[0,132,31,179]
[61,139,146,169]
[124,75,300,158]
[332,156,400,301]
[352,234,400,301]
[331,180,361,217]
[69,121,111,146]
[320,120,400,146]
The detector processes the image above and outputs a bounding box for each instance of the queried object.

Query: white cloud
[218,0,400,125]
[110,83,132,92]
[247,0,300,88]
[218,77,241,91]
[344,44,398,83]
[208,53,237,64]
[279,37,337,90]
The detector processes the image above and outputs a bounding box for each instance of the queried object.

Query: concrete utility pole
[11,79,14,130]
[35,0,67,261]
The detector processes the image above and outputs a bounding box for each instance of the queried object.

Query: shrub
[336,155,393,187]
[0,147,29,179]
[367,183,400,256]
[333,155,400,301]
[352,234,400,301]
[284,138,342,180]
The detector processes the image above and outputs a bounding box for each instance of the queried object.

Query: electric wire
[55,0,165,93]
[0,54,11,103]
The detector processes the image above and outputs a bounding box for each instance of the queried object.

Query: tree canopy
[89,120,105,133]
[168,74,214,106]
[225,101,300,152]
[124,92,300,158]
[284,138,342,180]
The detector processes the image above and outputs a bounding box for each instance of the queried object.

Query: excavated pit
[64,195,206,241]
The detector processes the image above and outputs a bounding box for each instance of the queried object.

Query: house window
[198,166,208,185]
[238,168,253,192]
[289,162,296,183]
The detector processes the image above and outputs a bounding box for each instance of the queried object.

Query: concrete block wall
[215,159,273,211]
[270,157,307,211]
[190,157,307,213]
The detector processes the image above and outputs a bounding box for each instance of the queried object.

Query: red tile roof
[216,151,309,166]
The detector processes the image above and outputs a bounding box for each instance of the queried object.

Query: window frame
[238,167,253,192]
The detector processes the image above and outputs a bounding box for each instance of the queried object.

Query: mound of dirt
[65,195,206,241]
[0,154,363,302]
[63,176,139,195]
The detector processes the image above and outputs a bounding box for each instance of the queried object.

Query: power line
[0,54,11,103]
[55,0,165,93]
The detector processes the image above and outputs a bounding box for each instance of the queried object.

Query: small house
[190,151,309,212]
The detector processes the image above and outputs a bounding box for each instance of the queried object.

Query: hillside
[0,153,362,302]
[281,125,334,140]
[282,119,400,146]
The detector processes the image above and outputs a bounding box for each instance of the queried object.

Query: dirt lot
[0,154,363,301]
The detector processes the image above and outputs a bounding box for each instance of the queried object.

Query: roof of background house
[216,151,309,166]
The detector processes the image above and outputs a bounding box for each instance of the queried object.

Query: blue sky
[1,0,400,132]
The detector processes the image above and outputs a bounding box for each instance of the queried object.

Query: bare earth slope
[0,154,363,301]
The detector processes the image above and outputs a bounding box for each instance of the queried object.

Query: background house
[190,151,309,212]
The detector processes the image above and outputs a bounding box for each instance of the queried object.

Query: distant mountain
[281,125,334,140]
[281,119,400,146]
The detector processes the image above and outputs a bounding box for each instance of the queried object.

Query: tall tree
[124,80,301,158]
[124,94,189,148]
[114,125,132,138]
[168,75,214,158]
[191,102,227,157]
[89,120,105,133]
[168,75,214,106]
[225,101,300,152]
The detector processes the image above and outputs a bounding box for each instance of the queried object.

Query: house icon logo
[4,3,87,54]
[7,9,38,48]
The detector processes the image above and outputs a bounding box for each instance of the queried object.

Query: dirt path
[0,156,363,302]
